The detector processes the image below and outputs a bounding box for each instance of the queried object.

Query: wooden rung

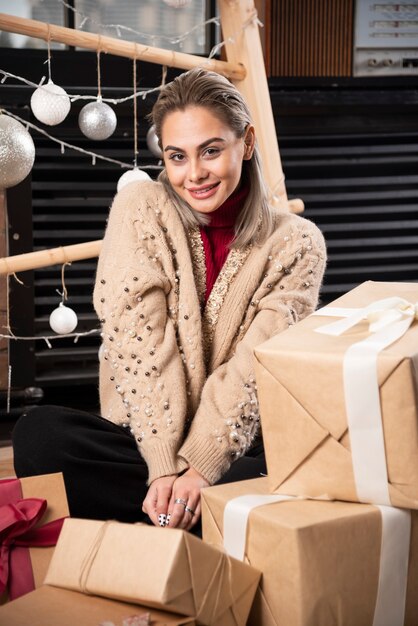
[0,240,102,275]
[0,197,304,275]
[0,12,246,81]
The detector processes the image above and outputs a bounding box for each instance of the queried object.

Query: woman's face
[161,105,254,214]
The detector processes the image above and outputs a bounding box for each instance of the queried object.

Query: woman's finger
[154,484,173,527]
[167,494,190,528]
[184,500,201,531]
[142,487,158,523]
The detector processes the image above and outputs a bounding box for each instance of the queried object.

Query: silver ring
[184,506,195,516]
[174,498,187,507]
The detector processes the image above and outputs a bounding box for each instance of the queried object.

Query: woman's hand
[142,474,177,527]
[167,467,210,531]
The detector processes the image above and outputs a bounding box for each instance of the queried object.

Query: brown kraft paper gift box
[0,587,195,626]
[43,517,260,626]
[0,472,69,603]
[201,477,418,626]
[254,280,418,508]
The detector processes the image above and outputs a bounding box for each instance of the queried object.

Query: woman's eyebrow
[164,137,226,153]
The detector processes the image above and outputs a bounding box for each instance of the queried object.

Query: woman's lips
[187,182,220,199]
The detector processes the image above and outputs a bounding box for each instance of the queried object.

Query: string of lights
[0,327,101,349]
[0,69,167,105]
[52,0,222,47]
[0,108,163,171]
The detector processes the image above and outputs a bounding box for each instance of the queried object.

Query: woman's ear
[243,125,256,160]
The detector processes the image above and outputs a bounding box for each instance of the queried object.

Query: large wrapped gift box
[0,472,69,602]
[44,517,260,626]
[201,477,418,626]
[254,280,418,508]
[0,586,195,625]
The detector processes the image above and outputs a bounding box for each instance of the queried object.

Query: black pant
[12,405,266,526]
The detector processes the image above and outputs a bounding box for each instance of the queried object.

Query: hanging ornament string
[79,39,117,142]
[161,64,168,88]
[4,267,14,412]
[133,55,138,168]
[31,23,71,127]
[7,365,11,414]
[97,43,102,100]
[4,291,15,338]
[49,262,78,335]
[116,54,152,190]
[60,262,71,303]
[45,23,52,82]
[11,272,24,286]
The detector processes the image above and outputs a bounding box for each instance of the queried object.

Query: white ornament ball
[146,125,162,158]
[30,79,71,126]
[163,0,191,7]
[78,99,117,141]
[117,168,151,191]
[0,115,35,189]
[49,303,78,334]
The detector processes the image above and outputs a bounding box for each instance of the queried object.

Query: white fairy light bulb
[78,98,117,141]
[49,302,78,334]
[0,115,35,189]
[163,0,192,7]
[117,168,151,191]
[146,125,162,158]
[30,79,71,126]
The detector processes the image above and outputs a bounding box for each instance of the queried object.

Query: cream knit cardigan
[93,181,326,485]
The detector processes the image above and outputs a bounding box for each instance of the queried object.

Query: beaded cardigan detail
[93,180,327,485]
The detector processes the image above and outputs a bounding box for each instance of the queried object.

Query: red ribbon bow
[0,478,65,600]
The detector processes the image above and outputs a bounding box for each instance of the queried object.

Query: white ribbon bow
[315,296,418,336]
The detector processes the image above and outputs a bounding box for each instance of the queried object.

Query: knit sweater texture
[93,180,327,485]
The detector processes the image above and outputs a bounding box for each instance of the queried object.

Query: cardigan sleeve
[177,218,327,484]
[94,182,189,484]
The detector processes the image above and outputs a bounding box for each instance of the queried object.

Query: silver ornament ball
[30,79,71,126]
[117,168,151,191]
[0,115,35,189]
[78,99,117,141]
[146,125,162,158]
[49,303,78,334]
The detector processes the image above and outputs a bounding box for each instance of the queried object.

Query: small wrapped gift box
[201,477,418,626]
[0,586,195,625]
[0,472,69,602]
[254,280,418,508]
[44,518,260,626]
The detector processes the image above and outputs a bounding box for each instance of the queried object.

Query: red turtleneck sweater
[199,183,249,303]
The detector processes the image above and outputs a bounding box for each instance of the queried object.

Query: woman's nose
[188,158,208,182]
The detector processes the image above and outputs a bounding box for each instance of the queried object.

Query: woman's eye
[169,153,185,162]
[204,147,220,157]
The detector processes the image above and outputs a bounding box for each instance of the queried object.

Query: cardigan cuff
[178,434,230,485]
[141,440,182,485]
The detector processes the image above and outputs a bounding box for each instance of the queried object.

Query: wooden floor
[0,446,15,478]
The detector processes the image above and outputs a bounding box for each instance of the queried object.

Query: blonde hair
[149,68,276,248]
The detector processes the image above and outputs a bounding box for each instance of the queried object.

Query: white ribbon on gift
[223,495,411,626]
[313,296,418,506]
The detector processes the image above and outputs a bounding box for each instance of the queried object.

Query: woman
[13,68,326,532]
